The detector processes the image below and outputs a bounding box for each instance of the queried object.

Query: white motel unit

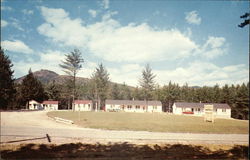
[172,102,231,119]
[28,100,59,110]
[73,100,93,111]
[28,100,43,110]
[42,101,58,110]
[105,100,162,113]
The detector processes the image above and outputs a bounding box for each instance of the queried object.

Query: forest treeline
[1,47,249,120]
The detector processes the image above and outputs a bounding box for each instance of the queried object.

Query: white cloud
[101,0,109,9]
[196,36,227,59]
[38,6,88,47]
[108,64,143,86]
[88,9,97,18]
[154,61,248,86]
[13,50,66,77]
[22,9,34,15]
[1,6,12,11]
[10,17,24,31]
[185,11,201,25]
[1,40,33,54]
[1,20,8,27]
[38,7,198,63]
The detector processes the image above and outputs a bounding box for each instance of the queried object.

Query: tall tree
[59,49,84,111]
[139,64,156,112]
[139,63,156,103]
[0,47,15,109]
[92,63,110,110]
[235,83,249,119]
[19,69,46,108]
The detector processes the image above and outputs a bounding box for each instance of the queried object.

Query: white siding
[173,104,182,115]
[43,104,58,110]
[214,108,231,119]
[172,103,231,119]
[106,104,162,113]
[74,103,92,111]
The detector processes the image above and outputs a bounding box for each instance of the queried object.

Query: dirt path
[0,111,249,145]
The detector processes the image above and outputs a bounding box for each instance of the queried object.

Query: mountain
[15,69,90,85]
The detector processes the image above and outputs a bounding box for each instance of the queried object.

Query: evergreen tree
[92,63,110,110]
[139,64,156,99]
[110,83,121,100]
[0,47,15,109]
[120,83,132,100]
[235,83,249,119]
[59,49,84,111]
[132,86,142,100]
[19,69,46,108]
[212,84,221,103]
[45,80,60,100]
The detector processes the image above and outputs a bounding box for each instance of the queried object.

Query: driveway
[0,111,248,145]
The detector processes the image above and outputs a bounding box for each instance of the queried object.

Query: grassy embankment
[47,111,249,134]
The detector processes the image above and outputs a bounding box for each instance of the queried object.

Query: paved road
[0,111,249,145]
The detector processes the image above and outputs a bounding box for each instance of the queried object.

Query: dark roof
[106,100,162,106]
[174,102,231,109]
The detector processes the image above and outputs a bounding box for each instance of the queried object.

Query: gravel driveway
[0,111,248,145]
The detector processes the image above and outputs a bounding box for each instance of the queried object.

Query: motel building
[105,100,162,113]
[172,102,231,119]
[28,100,59,110]
[42,101,58,110]
[73,100,93,111]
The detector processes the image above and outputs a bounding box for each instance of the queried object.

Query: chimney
[132,97,134,101]
[200,101,201,103]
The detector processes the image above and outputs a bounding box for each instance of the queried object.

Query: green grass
[47,111,249,134]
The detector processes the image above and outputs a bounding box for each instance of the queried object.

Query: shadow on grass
[0,142,248,159]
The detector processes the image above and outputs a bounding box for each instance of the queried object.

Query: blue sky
[1,0,249,87]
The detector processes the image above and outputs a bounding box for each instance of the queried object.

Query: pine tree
[19,69,46,108]
[0,47,15,109]
[59,49,84,111]
[235,83,249,119]
[139,64,156,100]
[111,83,121,100]
[92,63,110,110]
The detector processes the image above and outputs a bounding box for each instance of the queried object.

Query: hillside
[15,69,90,85]
[14,69,133,89]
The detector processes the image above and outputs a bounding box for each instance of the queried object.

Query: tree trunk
[73,72,76,111]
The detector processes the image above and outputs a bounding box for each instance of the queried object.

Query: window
[136,105,140,109]
[198,108,200,112]
[128,105,132,110]
[153,106,157,110]
[222,109,226,112]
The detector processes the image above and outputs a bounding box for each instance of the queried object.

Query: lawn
[47,111,249,134]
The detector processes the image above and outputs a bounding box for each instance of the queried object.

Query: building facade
[172,102,231,119]
[105,100,162,113]
[42,101,58,110]
[28,100,43,110]
[28,100,59,110]
[73,100,93,111]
